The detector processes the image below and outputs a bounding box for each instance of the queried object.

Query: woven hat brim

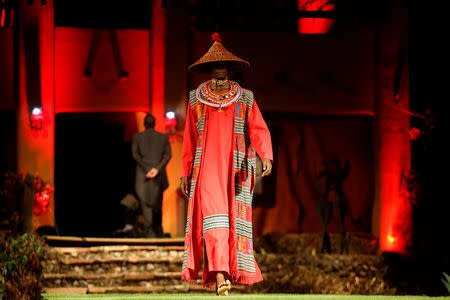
[188,59,250,74]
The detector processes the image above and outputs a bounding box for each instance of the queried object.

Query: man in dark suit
[132,113,171,238]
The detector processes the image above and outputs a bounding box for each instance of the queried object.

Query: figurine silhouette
[316,157,350,254]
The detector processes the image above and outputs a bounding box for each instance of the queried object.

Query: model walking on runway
[180,33,273,295]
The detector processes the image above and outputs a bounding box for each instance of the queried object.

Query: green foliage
[0,171,50,299]
[0,232,44,300]
[0,171,53,234]
[0,171,25,234]
[442,272,450,294]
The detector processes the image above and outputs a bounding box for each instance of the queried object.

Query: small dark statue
[316,157,350,254]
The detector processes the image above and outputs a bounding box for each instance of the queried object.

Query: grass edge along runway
[42,294,450,300]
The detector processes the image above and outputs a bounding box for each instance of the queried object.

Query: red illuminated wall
[55,29,150,113]
[150,0,166,133]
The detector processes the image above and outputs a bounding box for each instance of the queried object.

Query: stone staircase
[40,233,388,295]
[41,238,229,294]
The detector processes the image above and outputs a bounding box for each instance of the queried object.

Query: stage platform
[44,236,185,247]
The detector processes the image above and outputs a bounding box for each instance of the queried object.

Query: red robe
[180,85,273,287]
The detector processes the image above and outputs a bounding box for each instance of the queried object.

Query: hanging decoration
[298,0,335,34]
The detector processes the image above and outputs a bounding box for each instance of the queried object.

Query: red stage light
[164,111,177,134]
[387,233,396,244]
[1,9,5,27]
[30,106,43,129]
[297,0,335,34]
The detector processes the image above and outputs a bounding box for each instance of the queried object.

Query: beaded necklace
[196,80,242,112]
[211,79,229,86]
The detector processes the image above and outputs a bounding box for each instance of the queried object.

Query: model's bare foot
[216,272,231,296]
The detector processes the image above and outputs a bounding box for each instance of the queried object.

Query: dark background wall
[408,0,450,273]
[0,28,16,174]
[190,27,376,114]
[0,28,14,111]
[54,112,137,236]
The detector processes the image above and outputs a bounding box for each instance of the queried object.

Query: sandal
[216,279,231,296]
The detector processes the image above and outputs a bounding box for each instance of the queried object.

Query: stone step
[46,245,184,265]
[52,245,184,254]
[59,256,181,265]
[42,277,184,289]
[42,244,184,275]
[43,284,246,294]
[44,236,185,247]
[83,285,190,294]
[42,287,88,294]
[43,261,182,275]
[88,284,246,294]
[41,242,224,294]
[42,271,182,280]
[42,285,203,294]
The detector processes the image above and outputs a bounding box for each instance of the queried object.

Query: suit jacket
[132,128,172,192]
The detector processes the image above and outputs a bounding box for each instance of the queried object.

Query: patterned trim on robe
[203,214,230,233]
[233,90,257,275]
[182,216,190,269]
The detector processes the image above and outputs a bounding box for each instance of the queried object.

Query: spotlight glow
[32,107,43,115]
[165,111,175,119]
[30,106,44,129]
[387,234,396,244]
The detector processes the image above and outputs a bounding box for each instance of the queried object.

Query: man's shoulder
[133,131,143,139]
[153,130,169,140]
[135,129,167,138]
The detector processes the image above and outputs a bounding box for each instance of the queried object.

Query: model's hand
[180,176,190,198]
[261,158,272,177]
[146,168,159,178]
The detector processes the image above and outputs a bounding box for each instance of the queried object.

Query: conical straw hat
[188,33,250,73]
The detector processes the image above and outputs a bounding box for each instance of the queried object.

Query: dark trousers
[142,207,162,236]
[136,176,163,237]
